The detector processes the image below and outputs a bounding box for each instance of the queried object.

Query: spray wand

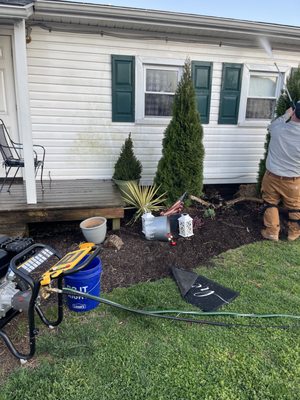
[258,37,295,109]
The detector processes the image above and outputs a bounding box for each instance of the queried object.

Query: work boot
[262,206,280,241]
[287,211,300,241]
[261,229,279,242]
[287,222,300,241]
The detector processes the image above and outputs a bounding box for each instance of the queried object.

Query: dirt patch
[0,187,264,380]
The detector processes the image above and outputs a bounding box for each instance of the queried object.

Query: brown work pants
[261,171,300,239]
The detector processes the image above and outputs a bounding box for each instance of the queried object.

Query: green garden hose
[60,287,300,329]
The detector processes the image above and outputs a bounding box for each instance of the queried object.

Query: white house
[0,0,300,204]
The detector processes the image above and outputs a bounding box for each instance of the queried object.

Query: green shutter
[218,63,243,125]
[112,55,135,122]
[192,61,212,124]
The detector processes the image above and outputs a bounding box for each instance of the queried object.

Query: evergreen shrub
[154,59,205,203]
[113,133,142,181]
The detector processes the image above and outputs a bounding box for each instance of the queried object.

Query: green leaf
[121,182,167,223]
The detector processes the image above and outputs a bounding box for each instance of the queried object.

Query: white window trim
[238,63,289,127]
[135,56,184,124]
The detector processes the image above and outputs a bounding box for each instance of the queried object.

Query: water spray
[258,37,295,108]
[258,37,273,59]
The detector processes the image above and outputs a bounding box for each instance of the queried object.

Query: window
[245,72,280,120]
[135,58,213,122]
[144,66,180,117]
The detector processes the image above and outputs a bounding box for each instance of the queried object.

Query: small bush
[113,133,142,181]
[203,208,216,219]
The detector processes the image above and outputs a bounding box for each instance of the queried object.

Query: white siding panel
[29,66,106,79]
[30,100,110,110]
[28,27,299,184]
[29,75,109,87]
[30,91,107,101]
[29,84,110,95]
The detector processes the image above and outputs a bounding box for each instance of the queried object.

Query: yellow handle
[40,242,95,286]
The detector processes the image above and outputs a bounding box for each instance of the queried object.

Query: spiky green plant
[121,182,167,223]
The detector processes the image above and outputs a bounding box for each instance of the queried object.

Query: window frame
[144,65,180,118]
[135,57,184,124]
[238,64,287,127]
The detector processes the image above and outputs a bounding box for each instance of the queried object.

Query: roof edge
[0,2,34,19]
[33,0,300,34]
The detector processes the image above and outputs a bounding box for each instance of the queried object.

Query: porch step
[0,223,28,238]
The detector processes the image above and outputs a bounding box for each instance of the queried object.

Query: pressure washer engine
[0,239,100,362]
[0,235,35,316]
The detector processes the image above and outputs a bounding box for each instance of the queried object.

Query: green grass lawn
[1,240,300,400]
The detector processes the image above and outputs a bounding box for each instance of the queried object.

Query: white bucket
[80,217,107,244]
[142,215,170,241]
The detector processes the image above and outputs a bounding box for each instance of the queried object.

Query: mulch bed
[28,201,263,292]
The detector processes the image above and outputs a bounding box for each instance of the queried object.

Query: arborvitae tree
[154,59,205,203]
[257,66,300,192]
[113,133,142,181]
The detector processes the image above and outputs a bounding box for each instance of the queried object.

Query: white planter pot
[80,216,107,244]
[142,214,171,241]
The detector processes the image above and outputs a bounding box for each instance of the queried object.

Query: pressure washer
[0,238,101,362]
[1,237,299,363]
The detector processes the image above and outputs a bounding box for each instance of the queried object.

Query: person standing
[261,101,300,241]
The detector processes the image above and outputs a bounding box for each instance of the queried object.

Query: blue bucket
[64,256,102,312]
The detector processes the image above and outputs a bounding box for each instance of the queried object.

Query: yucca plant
[121,182,167,223]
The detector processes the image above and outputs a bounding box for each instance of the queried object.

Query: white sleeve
[268,111,291,130]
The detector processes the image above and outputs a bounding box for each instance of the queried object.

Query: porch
[0,179,125,236]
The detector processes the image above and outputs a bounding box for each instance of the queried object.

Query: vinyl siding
[27,27,299,184]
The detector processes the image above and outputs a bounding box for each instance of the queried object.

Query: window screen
[246,73,278,119]
[145,68,178,116]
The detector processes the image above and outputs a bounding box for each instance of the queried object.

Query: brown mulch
[28,202,263,293]
[0,186,265,380]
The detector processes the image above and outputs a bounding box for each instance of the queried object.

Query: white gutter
[32,1,300,51]
[13,19,37,204]
[0,3,34,20]
[34,0,300,37]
